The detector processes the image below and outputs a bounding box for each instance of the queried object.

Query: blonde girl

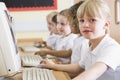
[40,0,120,80]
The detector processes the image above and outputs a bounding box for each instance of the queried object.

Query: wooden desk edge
[63,72,71,80]
[53,70,71,80]
[17,38,43,43]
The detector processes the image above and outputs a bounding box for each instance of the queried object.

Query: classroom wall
[106,0,120,43]
[10,0,73,41]
[11,0,73,32]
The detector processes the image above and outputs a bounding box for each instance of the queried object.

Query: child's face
[57,15,71,36]
[79,14,109,40]
[47,18,54,32]
[52,23,59,34]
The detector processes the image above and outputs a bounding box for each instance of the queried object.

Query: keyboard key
[21,55,42,67]
[22,68,56,80]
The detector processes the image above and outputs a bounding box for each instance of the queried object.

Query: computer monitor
[0,2,21,77]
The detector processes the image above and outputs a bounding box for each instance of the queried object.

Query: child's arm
[40,59,84,76]
[72,62,107,80]
[45,46,53,50]
[35,49,72,58]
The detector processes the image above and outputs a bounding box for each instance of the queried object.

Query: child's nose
[84,21,90,28]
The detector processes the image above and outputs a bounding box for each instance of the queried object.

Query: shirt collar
[89,34,109,55]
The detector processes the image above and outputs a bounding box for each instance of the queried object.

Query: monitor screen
[0,2,21,76]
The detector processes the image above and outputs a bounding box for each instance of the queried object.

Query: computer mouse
[34,42,46,48]
[34,42,41,48]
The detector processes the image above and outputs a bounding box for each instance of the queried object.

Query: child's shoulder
[100,35,120,50]
[69,33,79,37]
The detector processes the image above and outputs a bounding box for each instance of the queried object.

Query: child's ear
[103,21,110,34]
[104,21,110,29]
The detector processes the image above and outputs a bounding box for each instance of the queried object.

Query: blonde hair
[46,11,58,21]
[77,0,111,34]
[58,9,80,34]
[58,9,71,22]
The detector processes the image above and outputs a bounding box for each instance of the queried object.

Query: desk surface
[14,38,71,80]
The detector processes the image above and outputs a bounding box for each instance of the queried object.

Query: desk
[17,38,43,46]
[11,38,71,80]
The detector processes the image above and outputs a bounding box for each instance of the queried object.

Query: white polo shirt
[71,36,89,64]
[79,35,120,80]
[55,33,78,63]
[46,33,60,50]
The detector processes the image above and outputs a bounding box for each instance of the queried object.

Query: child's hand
[34,50,47,56]
[40,58,55,69]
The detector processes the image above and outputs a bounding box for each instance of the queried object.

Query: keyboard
[22,68,56,80]
[20,45,40,52]
[21,55,42,67]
